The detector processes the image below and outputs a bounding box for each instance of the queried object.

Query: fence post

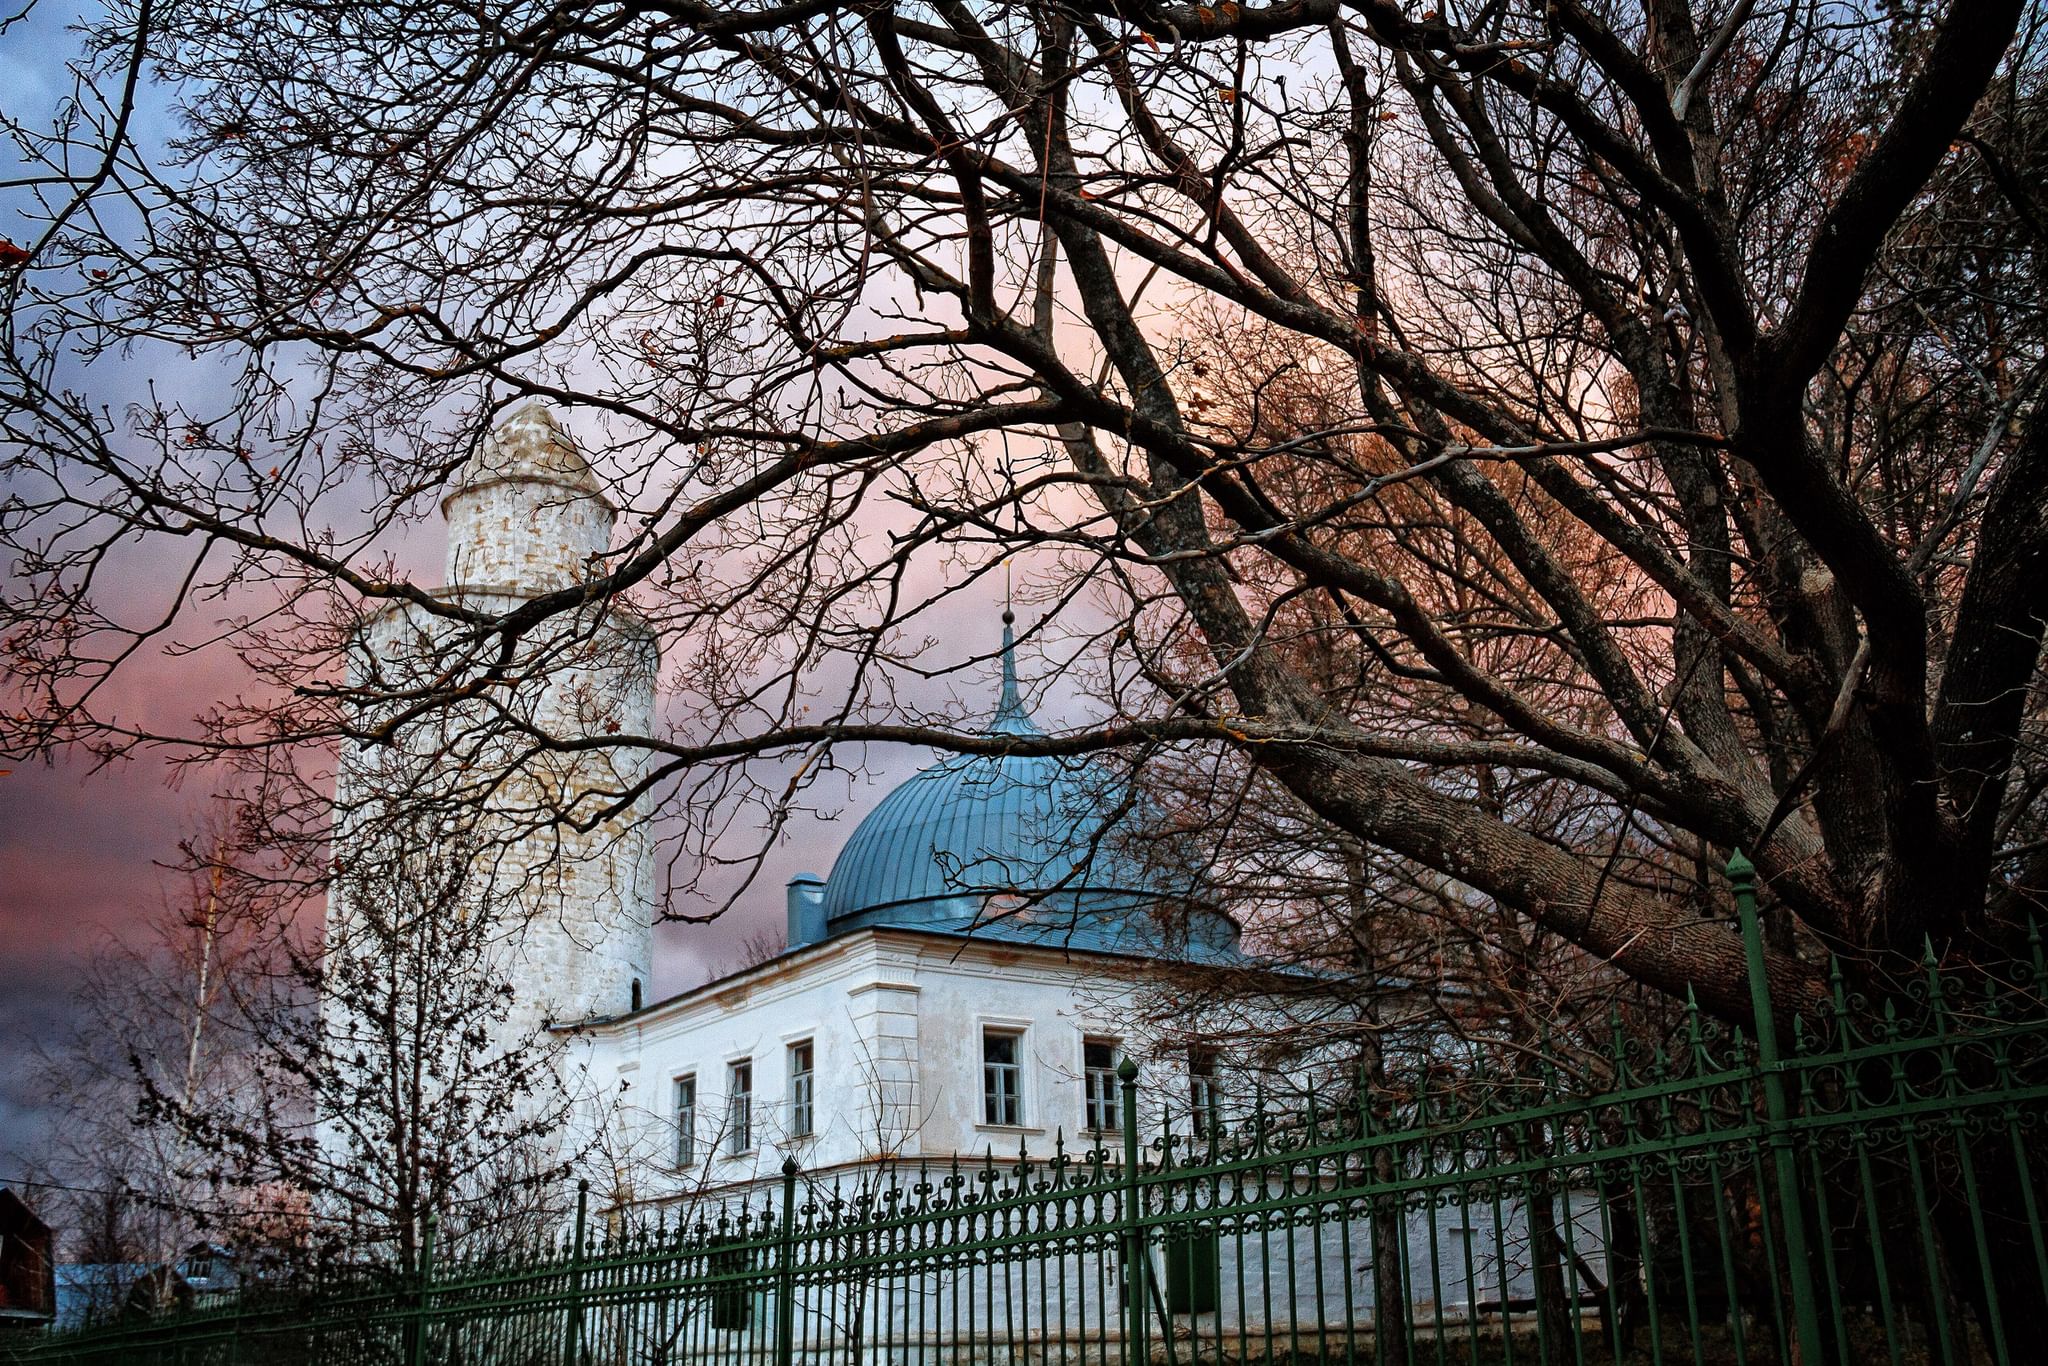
[776,1157,798,1366]
[563,1178,590,1366]
[1118,1058,1147,1366]
[409,1208,436,1366]
[1731,848,1824,1365]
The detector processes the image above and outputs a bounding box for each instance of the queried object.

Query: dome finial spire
[991,604,1037,734]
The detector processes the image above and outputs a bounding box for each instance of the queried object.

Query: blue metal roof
[815,614,1242,960]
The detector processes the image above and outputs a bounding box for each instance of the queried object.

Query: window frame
[727,1058,754,1155]
[1082,1036,1122,1134]
[981,1027,1025,1128]
[1164,1228,1223,1315]
[1188,1047,1221,1139]
[707,1240,754,1331]
[674,1073,698,1168]
[787,1039,815,1139]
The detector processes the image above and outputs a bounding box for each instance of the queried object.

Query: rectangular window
[788,1039,814,1138]
[1189,1048,1220,1138]
[1165,1229,1223,1314]
[708,1240,753,1330]
[982,1029,1023,1126]
[1083,1037,1121,1132]
[728,1059,753,1154]
[674,1074,697,1167]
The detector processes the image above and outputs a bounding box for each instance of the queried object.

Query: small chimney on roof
[786,873,827,948]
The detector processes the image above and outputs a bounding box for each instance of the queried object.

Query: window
[1189,1048,1221,1138]
[1083,1038,1121,1132]
[708,1239,753,1330]
[982,1029,1023,1126]
[728,1059,753,1154]
[674,1075,697,1167]
[1165,1229,1222,1314]
[788,1040,814,1138]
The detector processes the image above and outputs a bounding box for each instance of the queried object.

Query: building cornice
[557,924,1192,1038]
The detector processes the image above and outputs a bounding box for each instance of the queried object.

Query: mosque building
[329,403,1591,1339]
[564,601,1255,1203]
[329,402,1255,1194]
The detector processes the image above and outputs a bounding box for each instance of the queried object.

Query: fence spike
[1922,936,1954,1029]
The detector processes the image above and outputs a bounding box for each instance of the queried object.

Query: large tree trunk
[1370,1171,1413,1366]
[1525,1182,1576,1358]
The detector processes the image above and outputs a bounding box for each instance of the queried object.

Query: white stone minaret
[329,403,657,1039]
[442,402,619,595]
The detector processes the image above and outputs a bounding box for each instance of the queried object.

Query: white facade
[570,928,1188,1199]
[557,927,1600,1352]
[560,932,1607,1351]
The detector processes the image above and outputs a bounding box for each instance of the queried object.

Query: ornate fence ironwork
[15,855,2048,1365]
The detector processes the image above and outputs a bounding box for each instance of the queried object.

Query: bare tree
[21,809,275,1261]
[3,0,2044,1041]
[709,928,791,983]
[93,813,598,1275]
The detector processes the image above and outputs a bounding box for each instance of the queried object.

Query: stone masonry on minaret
[329,402,658,1040]
[443,401,619,594]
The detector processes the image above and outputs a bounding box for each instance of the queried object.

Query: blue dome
[819,746,1163,929]
[812,616,1239,961]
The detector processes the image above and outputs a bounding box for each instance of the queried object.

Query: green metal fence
[17,855,2048,1366]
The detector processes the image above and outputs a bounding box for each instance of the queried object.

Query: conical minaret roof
[444,400,613,511]
[440,401,618,591]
